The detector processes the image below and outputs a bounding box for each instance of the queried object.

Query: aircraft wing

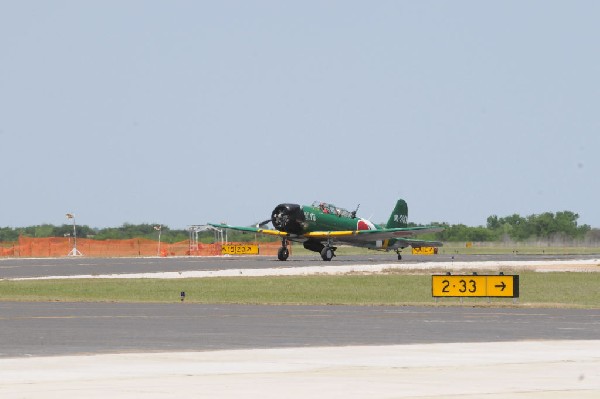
[344,226,444,241]
[332,227,444,248]
[208,223,291,237]
[209,224,443,247]
[208,223,361,241]
[303,226,444,246]
[398,237,444,247]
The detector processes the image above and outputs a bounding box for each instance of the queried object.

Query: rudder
[386,199,408,228]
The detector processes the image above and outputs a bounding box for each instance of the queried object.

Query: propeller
[256,219,271,228]
[270,204,304,234]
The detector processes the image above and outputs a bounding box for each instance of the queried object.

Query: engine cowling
[271,203,305,235]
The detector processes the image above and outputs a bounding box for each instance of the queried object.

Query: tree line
[0,210,596,243]
[422,211,593,242]
[0,223,188,244]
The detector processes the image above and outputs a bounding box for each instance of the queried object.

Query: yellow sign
[221,244,259,255]
[486,276,518,297]
[432,275,519,298]
[412,246,437,255]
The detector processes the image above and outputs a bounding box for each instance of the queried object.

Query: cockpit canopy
[311,201,356,218]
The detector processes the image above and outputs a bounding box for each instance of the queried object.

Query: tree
[0,227,19,242]
[486,215,500,230]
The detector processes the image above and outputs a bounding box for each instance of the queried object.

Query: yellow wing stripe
[257,229,290,237]
[303,231,358,238]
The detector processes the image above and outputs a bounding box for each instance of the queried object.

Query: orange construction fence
[0,237,289,258]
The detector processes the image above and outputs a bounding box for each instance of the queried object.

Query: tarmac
[1,256,599,398]
[9,257,600,280]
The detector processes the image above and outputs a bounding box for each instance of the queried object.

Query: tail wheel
[277,247,289,261]
[320,247,334,261]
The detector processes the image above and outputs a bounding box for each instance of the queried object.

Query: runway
[2,302,599,358]
[2,253,599,279]
[1,255,599,397]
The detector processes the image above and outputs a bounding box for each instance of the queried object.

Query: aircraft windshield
[312,201,355,218]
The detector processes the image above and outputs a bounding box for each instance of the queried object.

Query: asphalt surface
[1,254,599,359]
[1,256,599,398]
[1,302,599,358]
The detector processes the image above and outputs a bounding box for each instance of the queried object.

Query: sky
[1,1,599,229]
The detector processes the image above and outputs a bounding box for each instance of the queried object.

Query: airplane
[209,199,444,261]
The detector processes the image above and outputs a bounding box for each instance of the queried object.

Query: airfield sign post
[432,273,519,302]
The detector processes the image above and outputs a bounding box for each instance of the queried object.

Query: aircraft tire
[277,247,289,261]
[320,247,334,261]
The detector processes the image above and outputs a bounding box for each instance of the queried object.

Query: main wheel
[277,247,289,261]
[320,247,334,261]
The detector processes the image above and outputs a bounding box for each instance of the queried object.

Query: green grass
[1,272,598,308]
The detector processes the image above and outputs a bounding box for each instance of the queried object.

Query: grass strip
[0,272,598,308]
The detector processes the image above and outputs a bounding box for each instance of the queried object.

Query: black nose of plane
[271,204,305,234]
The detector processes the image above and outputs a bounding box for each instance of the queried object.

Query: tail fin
[386,199,408,228]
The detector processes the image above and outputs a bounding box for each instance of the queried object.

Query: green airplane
[210,199,444,261]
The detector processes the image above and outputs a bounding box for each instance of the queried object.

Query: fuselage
[300,204,377,233]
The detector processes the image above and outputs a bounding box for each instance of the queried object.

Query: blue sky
[1,1,598,229]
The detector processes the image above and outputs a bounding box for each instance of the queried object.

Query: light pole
[66,213,83,256]
[154,225,162,256]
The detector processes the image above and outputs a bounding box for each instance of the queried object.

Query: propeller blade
[256,219,271,228]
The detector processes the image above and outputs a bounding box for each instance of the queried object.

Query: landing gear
[278,247,289,261]
[278,238,289,261]
[320,246,335,261]
[304,239,336,261]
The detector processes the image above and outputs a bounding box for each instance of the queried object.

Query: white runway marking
[9,258,600,280]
